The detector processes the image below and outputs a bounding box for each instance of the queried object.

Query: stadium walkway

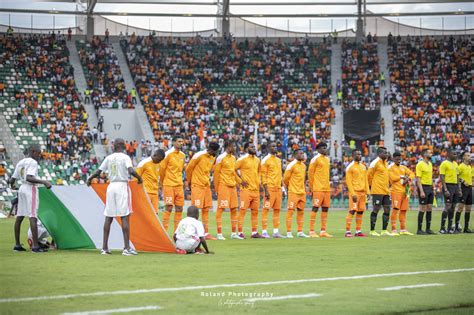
[330,43,343,159]
[378,40,395,153]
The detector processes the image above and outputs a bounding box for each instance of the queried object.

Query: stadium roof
[1,0,472,33]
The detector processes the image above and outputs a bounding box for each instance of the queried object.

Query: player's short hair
[293,149,302,156]
[208,142,220,152]
[243,142,251,150]
[224,140,234,149]
[153,149,165,158]
[421,148,429,156]
[461,151,470,158]
[377,147,387,155]
[392,151,402,158]
[28,144,41,154]
[351,149,360,156]
[316,142,327,149]
[172,135,183,142]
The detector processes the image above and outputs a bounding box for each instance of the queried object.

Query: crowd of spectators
[121,34,334,160]
[0,33,101,179]
[340,37,381,110]
[387,35,471,159]
[78,36,135,109]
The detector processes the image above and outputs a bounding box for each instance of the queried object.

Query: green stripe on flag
[38,188,96,249]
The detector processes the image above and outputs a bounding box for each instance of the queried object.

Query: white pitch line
[1,268,473,303]
[377,283,445,291]
[61,305,161,315]
[245,293,321,302]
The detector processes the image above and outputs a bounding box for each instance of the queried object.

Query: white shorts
[28,221,50,244]
[104,182,132,217]
[176,238,200,253]
[17,184,38,218]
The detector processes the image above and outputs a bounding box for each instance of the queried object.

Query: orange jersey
[235,154,261,192]
[136,157,160,194]
[388,163,415,194]
[185,150,215,187]
[213,152,241,189]
[345,161,369,196]
[308,153,331,192]
[261,154,282,189]
[160,148,186,187]
[367,157,390,195]
[283,160,306,195]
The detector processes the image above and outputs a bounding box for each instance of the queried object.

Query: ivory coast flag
[37,182,175,253]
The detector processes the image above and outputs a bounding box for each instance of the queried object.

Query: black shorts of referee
[418,185,434,205]
[460,184,473,205]
[444,183,460,204]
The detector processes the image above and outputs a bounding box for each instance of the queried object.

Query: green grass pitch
[1,210,473,314]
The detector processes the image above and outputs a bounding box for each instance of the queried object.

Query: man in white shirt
[87,138,143,256]
[10,144,52,253]
[173,206,212,255]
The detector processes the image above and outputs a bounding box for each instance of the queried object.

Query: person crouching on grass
[174,206,213,255]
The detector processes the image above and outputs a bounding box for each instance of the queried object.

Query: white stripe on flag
[52,186,125,250]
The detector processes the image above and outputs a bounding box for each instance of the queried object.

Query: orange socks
[310,211,317,232]
[346,212,354,231]
[262,208,269,231]
[162,210,171,231]
[251,208,258,233]
[202,208,209,233]
[400,210,407,231]
[355,212,363,231]
[391,210,399,231]
[216,208,224,234]
[273,209,280,230]
[321,211,328,231]
[238,208,246,233]
[230,209,238,233]
[174,212,182,231]
[286,209,294,232]
[297,210,304,232]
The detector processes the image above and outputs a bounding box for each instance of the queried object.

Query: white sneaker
[297,232,309,238]
[286,232,294,239]
[217,234,226,240]
[230,233,243,240]
[100,249,111,255]
[122,248,137,256]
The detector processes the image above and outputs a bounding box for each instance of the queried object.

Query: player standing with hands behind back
[87,138,143,256]
[10,144,52,252]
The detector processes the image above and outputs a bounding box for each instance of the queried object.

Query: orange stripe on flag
[92,182,176,253]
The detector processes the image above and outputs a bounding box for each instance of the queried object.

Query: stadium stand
[121,35,334,157]
[340,38,381,110]
[0,33,100,185]
[77,36,134,109]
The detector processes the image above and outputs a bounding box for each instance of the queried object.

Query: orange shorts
[218,185,238,209]
[312,191,331,208]
[147,193,159,212]
[263,187,282,210]
[191,185,212,209]
[288,193,306,210]
[163,186,184,207]
[349,192,367,212]
[391,192,409,211]
[240,190,260,210]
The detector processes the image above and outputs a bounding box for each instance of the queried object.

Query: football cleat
[272,232,285,238]
[251,233,263,239]
[32,247,48,253]
[13,245,27,252]
[238,232,246,239]
[261,231,271,239]
[230,233,243,240]
[425,229,436,235]
[309,231,320,238]
[355,232,366,237]
[345,232,353,238]
[100,249,112,255]
[369,231,380,237]
[399,230,414,236]
[439,228,447,234]
[319,231,334,238]
[175,248,187,255]
[205,233,217,240]
[417,230,427,235]
[380,230,394,236]
[216,234,226,240]
[286,232,294,239]
[297,232,309,238]
[464,228,473,233]
[122,248,138,256]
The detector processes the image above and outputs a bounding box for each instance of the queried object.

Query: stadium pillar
[86,15,94,41]
[356,0,364,42]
